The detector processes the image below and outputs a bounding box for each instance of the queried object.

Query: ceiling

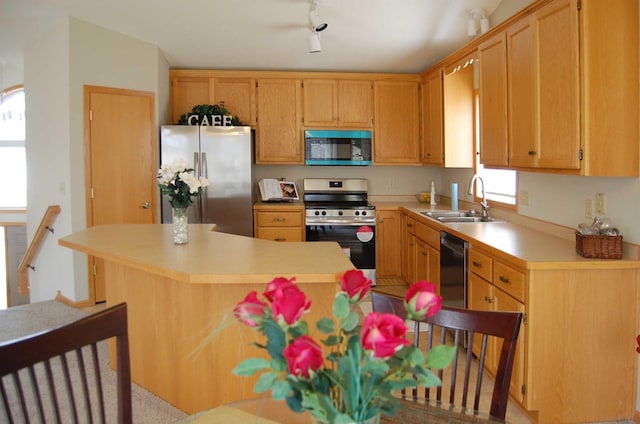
[1,0,508,86]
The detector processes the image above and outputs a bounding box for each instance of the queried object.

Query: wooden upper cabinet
[170,77,211,124]
[532,0,580,170]
[170,74,255,126]
[478,32,509,167]
[303,79,372,128]
[442,59,474,168]
[507,16,537,168]
[212,77,256,127]
[255,79,303,164]
[421,70,444,165]
[373,80,421,165]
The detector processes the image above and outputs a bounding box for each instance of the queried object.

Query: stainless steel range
[303,178,376,285]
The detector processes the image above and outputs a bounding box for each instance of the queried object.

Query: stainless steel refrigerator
[160,125,253,237]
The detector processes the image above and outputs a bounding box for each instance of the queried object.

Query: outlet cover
[585,199,593,219]
[595,192,605,214]
[519,190,529,206]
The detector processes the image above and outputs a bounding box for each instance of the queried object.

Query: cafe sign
[186,114,233,126]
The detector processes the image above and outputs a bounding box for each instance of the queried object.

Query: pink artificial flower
[360,312,410,359]
[636,334,640,354]
[340,269,372,302]
[263,276,296,302]
[405,281,442,319]
[271,282,311,326]
[283,335,324,379]
[234,291,267,328]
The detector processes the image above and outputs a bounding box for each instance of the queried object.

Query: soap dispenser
[429,181,437,206]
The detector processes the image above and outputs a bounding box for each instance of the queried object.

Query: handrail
[18,205,61,295]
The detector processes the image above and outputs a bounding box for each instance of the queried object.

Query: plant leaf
[425,344,456,369]
[232,358,270,376]
[333,293,350,320]
[341,310,359,332]
[263,319,286,361]
[317,317,335,334]
[254,371,280,393]
[272,379,292,400]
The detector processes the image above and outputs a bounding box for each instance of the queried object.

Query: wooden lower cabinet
[468,245,639,423]
[253,206,304,242]
[376,210,402,277]
[401,214,440,289]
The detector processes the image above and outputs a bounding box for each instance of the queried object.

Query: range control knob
[314,210,320,216]
[355,211,360,216]
[362,211,367,216]
[321,210,327,216]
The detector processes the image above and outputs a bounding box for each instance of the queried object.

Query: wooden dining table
[178,396,499,424]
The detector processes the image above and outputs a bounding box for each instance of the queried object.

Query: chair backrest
[0,303,132,424]
[371,291,522,421]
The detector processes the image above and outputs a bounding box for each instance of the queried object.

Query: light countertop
[59,224,354,284]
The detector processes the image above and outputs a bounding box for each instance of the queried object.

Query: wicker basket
[575,232,622,259]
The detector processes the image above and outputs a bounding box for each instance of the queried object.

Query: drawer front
[468,248,493,281]
[493,261,525,302]
[256,211,303,227]
[414,222,440,249]
[255,227,303,242]
[405,217,416,235]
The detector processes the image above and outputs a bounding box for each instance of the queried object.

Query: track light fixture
[467,8,489,36]
[308,32,322,53]
[309,0,328,33]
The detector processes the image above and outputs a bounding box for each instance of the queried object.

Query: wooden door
[376,210,402,277]
[212,77,256,127]
[467,273,494,370]
[507,16,537,168]
[84,86,156,303]
[494,288,526,403]
[533,0,580,169]
[373,80,421,165]
[478,32,509,167]
[422,70,444,165]
[337,80,372,128]
[170,76,211,124]
[303,79,338,127]
[255,79,303,164]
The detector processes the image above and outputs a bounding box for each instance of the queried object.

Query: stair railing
[18,205,61,295]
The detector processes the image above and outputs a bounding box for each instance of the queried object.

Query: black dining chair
[0,303,132,424]
[371,291,522,422]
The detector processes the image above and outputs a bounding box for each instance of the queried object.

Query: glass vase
[172,207,188,244]
[316,415,380,424]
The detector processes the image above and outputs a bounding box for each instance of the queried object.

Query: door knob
[142,202,150,209]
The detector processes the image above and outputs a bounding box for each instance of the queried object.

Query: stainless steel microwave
[304,130,372,166]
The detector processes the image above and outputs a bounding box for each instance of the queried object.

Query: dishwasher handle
[440,232,468,255]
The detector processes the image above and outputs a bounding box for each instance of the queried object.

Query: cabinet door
[422,70,444,165]
[415,239,440,288]
[467,273,496,373]
[337,80,372,128]
[171,76,212,124]
[212,77,256,127]
[373,81,421,164]
[494,288,526,404]
[376,210,402,277]
[255,79,303,164]
[303,79,338,127]
[401,215,414,282]
[533,0,580,169]
[507,17,537,168]
[478,32,509,167]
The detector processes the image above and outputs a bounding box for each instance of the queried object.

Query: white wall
[25,17,169,302]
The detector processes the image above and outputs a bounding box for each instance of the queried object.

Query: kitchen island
[59,224,354,414]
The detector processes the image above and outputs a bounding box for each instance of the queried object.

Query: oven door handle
[306,220,376,226]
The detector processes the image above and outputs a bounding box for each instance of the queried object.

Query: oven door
[305,223,376,270]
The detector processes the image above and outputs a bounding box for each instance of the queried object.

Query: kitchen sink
[420,211,498,223]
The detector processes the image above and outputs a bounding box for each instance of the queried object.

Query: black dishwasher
[439,231,468,309]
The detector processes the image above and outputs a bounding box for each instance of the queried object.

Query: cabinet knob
[472,260,482,268]
[141,202,150,209]
[274,237,286,241]
[528,150,536,156]
[499,276,511,284]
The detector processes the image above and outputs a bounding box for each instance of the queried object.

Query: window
[473,92,517,206]
[0,87,26,208]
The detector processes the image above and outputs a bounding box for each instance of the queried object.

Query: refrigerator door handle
[194,151,202,223]
[201,152,208,221]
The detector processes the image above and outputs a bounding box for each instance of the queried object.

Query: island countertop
[58,224,354,284]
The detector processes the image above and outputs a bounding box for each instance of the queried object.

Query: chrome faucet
[468,174,490,218]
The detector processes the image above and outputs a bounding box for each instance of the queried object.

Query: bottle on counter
[429,181,437,206]
[451,183,458,211]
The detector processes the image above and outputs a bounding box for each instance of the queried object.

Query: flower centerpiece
[157,158,209,244]
[233,270,455,424]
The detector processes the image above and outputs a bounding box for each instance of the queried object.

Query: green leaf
[317,317,335,334]
[232,358,270,376]
[425,345,456,369]
[333,293,350,320]
[263,319,286,361]
[272,380,292,400]
[341,310,359,332]
[322,334,342,347]
[416,370,443,387]
[254,371,280,393]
